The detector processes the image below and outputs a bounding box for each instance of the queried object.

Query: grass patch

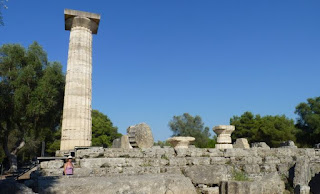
[161,155,169,160]
[232,170,250,181]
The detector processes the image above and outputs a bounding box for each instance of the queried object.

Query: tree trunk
[2,123,25,173]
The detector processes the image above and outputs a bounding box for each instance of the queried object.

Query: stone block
[243,164,260,174]
[220,173,285,194]
[260,164,277,173]
[207,149,224,157]
[201,187,219,194]
[40,160,64,169]
[76,147,104,158]
[251,142,270,149]
[169,158,187,166]
[210,157,230,165]
[184,165,228,185]
[293,157,310,187]
[80,158,126,168]
[38,174,197,194]
[279,140,297,148]
[264,156,281,164]
[112,135,132,149]
[186,157,210,165]
[224,148,257,157]
[175,148,208,157]
[104,148,144,158]
[233,138,250,149]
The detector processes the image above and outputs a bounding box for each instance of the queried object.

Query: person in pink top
[64,156,74,175]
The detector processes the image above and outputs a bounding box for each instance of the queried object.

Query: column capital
[64,9,101,34]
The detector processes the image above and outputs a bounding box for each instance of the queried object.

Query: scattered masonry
[37,146,320,194]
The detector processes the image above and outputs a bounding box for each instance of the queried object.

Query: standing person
[64,156,74,175]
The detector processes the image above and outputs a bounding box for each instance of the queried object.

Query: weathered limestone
[294,185,310,194]
[38,174,197,194]
[280,140,297,148]
[220,173,285,194]
[167,136,195,148]
[112,135,133,149]
[127,123,154,148]
[251,142,270,149]
[233,138,250,149]
[60,9,101,151]
[38,147,320,193]
[213,125,235,149]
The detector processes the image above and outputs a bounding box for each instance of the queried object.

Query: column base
[215,144,233,149]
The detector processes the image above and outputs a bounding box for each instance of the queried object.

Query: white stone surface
[167,136,195,148]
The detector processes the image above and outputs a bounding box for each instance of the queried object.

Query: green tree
[295,97,320,147]
[168,113,211,148]
[0,42,65,172]
[230,112,297,147]
[92,110,121,148]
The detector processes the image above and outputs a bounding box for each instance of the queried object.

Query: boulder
[127,123,154,148]
[251,142,270,149]
[233,138,250,149]
[38,174,197,194]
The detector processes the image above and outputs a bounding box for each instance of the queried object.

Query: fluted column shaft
[60,12,100,151]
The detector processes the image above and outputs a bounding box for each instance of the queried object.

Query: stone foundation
[38,147,320,194]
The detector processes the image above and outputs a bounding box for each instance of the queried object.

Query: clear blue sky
[1,1,320,141]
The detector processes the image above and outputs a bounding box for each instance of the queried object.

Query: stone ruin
[112,123,154,149]
[9,123,319,194]
[4,8,318,194]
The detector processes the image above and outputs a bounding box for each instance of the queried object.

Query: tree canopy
[0,42,65,171]
[295,97,320,147]
[230,111,297,147]
[92,110,122,148]
[168,113,212,148]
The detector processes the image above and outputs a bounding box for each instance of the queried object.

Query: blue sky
[1,1,320,141]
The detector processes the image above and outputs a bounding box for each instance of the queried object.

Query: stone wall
[39,147,320,193]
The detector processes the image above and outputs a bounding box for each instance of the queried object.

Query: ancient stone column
[60,9,101,151]
[213,125,235,149]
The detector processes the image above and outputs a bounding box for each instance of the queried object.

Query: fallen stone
[112,135,132,149]
[251,142,270,149]
[38,174,197,194]
[127,123,154,148]
[233,138,250,149]
[280,140,297,148]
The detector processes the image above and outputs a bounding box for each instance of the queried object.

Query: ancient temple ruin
[60,9,101,151]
